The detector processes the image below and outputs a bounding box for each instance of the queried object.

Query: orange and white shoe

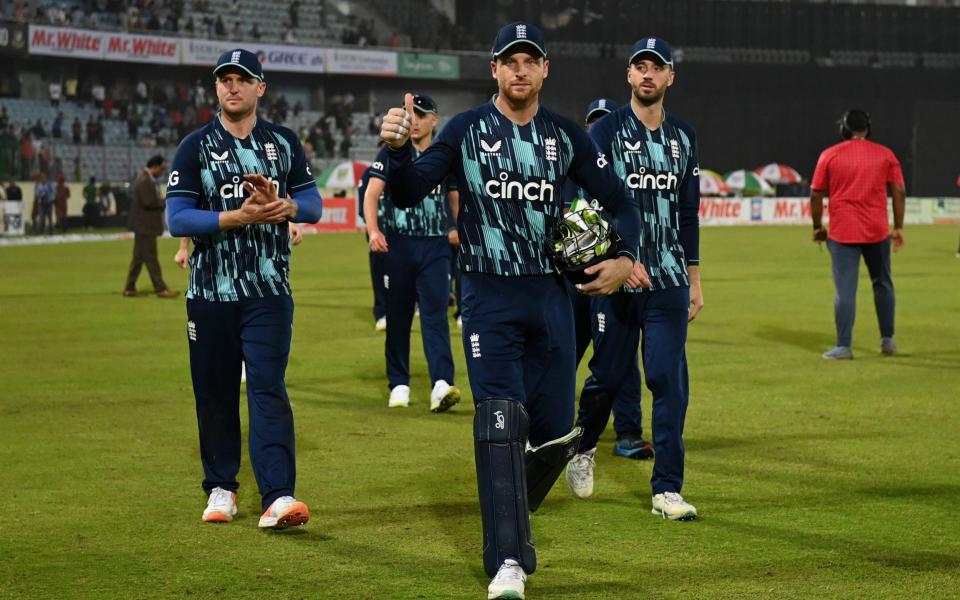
[202,487,238,523]
[258,496,310,530]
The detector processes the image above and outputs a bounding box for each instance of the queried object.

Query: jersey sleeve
[285,130,315,193]
[677,125,701,266]
[385,115,460,209]
[810,149,831,191]
[368,146,391,182]
[165,133,203,199]
[570,120,640,262]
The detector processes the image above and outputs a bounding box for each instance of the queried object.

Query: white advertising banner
[28,24,102,59]
[181,39,325,73]
[103,32,179,64]
[325,48,397,75]
[698,197,960,226]
[28,25,180,63]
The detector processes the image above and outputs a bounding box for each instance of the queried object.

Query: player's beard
[632,82,666,107]
[500,79,540,109]
[220,99,257,121]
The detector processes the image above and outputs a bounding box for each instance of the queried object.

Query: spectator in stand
[49,79,62,107]
[51,112,64,139]
[92,82,105,108]
[86,116,97,144]
[83,176,99,229]
[73,156,82,182]
[136,79,149,104]
[128,114,140,141]
[30,119,45,139]
[65,76,78,102]
[103,95,113,118]
[231,20,242,40]
[289,1,300,23]
[215,16,226,37]
[5,180,22,202]
[19,132,34,180]
[54,174,70,234]
[250,22,261,40]
[0,107,7,128]
[72,117,82,144]
[34,172,55,234]
[96,116,105,145]
[193,80,206,107]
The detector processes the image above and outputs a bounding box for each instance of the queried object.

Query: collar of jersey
[215,113,259,141]
[489,94,542,127]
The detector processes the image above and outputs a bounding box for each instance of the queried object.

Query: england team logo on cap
[231,50,241,63]
[516,24,527,39]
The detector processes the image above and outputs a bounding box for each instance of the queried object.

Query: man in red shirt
[810,109,906,359]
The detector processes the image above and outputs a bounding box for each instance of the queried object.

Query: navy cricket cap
[412,94,438,115]
[491,21,547,59]
[214,48,265,81]
[585,98,619,124]
[628,37,673,67]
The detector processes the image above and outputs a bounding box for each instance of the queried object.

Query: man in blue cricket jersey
[566,37,703,521]
[358,140,388,332]
[164,49,322,530]
[380,22,647,600]
[364,94,461,412]
[564,98,651,475]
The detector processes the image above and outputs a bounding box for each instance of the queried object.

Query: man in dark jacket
[124,155,176,297]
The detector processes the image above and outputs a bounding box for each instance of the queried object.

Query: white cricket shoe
[375,317,387,332]
[487,559,526,600]
[258,496,309,530]
[430,379,460,413]
[388,385,410,408]
[651,492,698,520]
[566,448,596,499]
[202,487,237,523]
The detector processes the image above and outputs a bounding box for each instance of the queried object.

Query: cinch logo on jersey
[219,175,280,199]
[626,167,679,191]
[485,172,555,203]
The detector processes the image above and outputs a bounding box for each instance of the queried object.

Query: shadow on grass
[709,518,960,573]
[754,324,834,354]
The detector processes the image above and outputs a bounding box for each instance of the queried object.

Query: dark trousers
[383,234,454,388]
[125,234,168,293]
[461,273,575,445]
[827,238,895,347]
[186,295,296,511]
[578,287,690,494]
[36,204,54,234]
[566,280,643,438]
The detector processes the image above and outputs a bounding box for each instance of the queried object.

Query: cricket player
[364,94,461,412]
[380,22,646,600]
[565,98,651,468]
[165,48,322,529]
[566,37,703,521]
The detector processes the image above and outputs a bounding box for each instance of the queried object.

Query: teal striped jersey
[368,145,455,237]
[385,98,641,276]
[165,117,316,301]
[589,106,700,291]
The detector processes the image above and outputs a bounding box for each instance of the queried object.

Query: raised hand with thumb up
[380,93,415,149]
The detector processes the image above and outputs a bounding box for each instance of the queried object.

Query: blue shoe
[822,346,854,360]
[613,435,654,460]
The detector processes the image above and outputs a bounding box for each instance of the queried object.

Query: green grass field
[1,226,958,599]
